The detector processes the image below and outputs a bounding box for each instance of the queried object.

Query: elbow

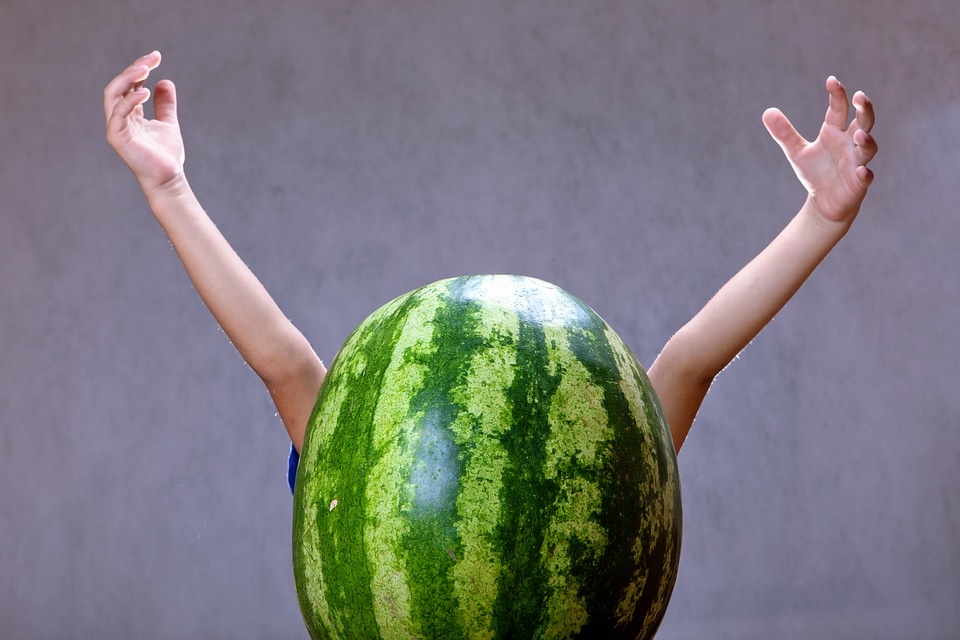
[250,323,323,389]
[260,346,325,391]
[653,329,719,391]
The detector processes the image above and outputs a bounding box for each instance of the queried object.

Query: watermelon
[292,275,681,640]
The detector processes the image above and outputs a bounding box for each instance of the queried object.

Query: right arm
[104,51,324,451]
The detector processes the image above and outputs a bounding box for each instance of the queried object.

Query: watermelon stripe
[602,322,681,637]
[294,293,423,638]
[491,313,562,637]
[293,306,383,637]
[539,321,612,636]
[447,287,518,640]
[361,291,446,639]
[325,296,419,637]
[396,284,484,639]
[563,320,657,637]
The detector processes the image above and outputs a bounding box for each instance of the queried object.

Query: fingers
[855,165,875,189]
[152,79,179,125]
[823,75,850,130]
[825,77,876,136]
[853,128,878,167]
[851,90,875,135]
[847,89,877,169]
[106,85,152,136]
[824,78,878,167]
[103,51,162,122]
[762,107,808,157]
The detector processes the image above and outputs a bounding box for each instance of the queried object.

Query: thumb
[762,107,807,158]
[153,79,179,125]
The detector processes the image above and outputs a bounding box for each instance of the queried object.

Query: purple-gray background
[1,1,958,638]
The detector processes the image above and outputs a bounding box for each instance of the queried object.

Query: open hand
[104,51,185,193]
[762,76,877,225]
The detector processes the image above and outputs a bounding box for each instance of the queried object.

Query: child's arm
[105,52,325,452]
[648,76,877,453]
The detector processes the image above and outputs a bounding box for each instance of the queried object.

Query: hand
[762,76,878,225]
[104,51,185,193]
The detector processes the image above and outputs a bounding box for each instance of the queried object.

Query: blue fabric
[288,444,300,493]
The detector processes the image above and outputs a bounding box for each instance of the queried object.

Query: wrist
[801,195,854,242]
[142,172,194,210]
[141,172,206,231]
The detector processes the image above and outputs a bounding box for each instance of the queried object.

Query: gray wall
[1,1,957,638]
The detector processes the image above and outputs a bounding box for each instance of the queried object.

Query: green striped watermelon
[292,275,681,640]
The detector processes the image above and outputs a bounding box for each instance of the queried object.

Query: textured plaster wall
[1,1,958,638]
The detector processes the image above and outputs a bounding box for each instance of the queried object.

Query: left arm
[649,76,878,453]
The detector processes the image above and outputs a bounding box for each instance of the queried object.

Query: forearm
[681,197,847,376]
[650,196,850,451]
[144,176,324,449]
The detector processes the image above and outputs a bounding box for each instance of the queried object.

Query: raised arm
[104,52,325,451]
[648,76,877,453]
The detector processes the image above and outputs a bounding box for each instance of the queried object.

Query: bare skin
[104,52,325,452]
[648,77,876,450]
[105,51,876,454]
